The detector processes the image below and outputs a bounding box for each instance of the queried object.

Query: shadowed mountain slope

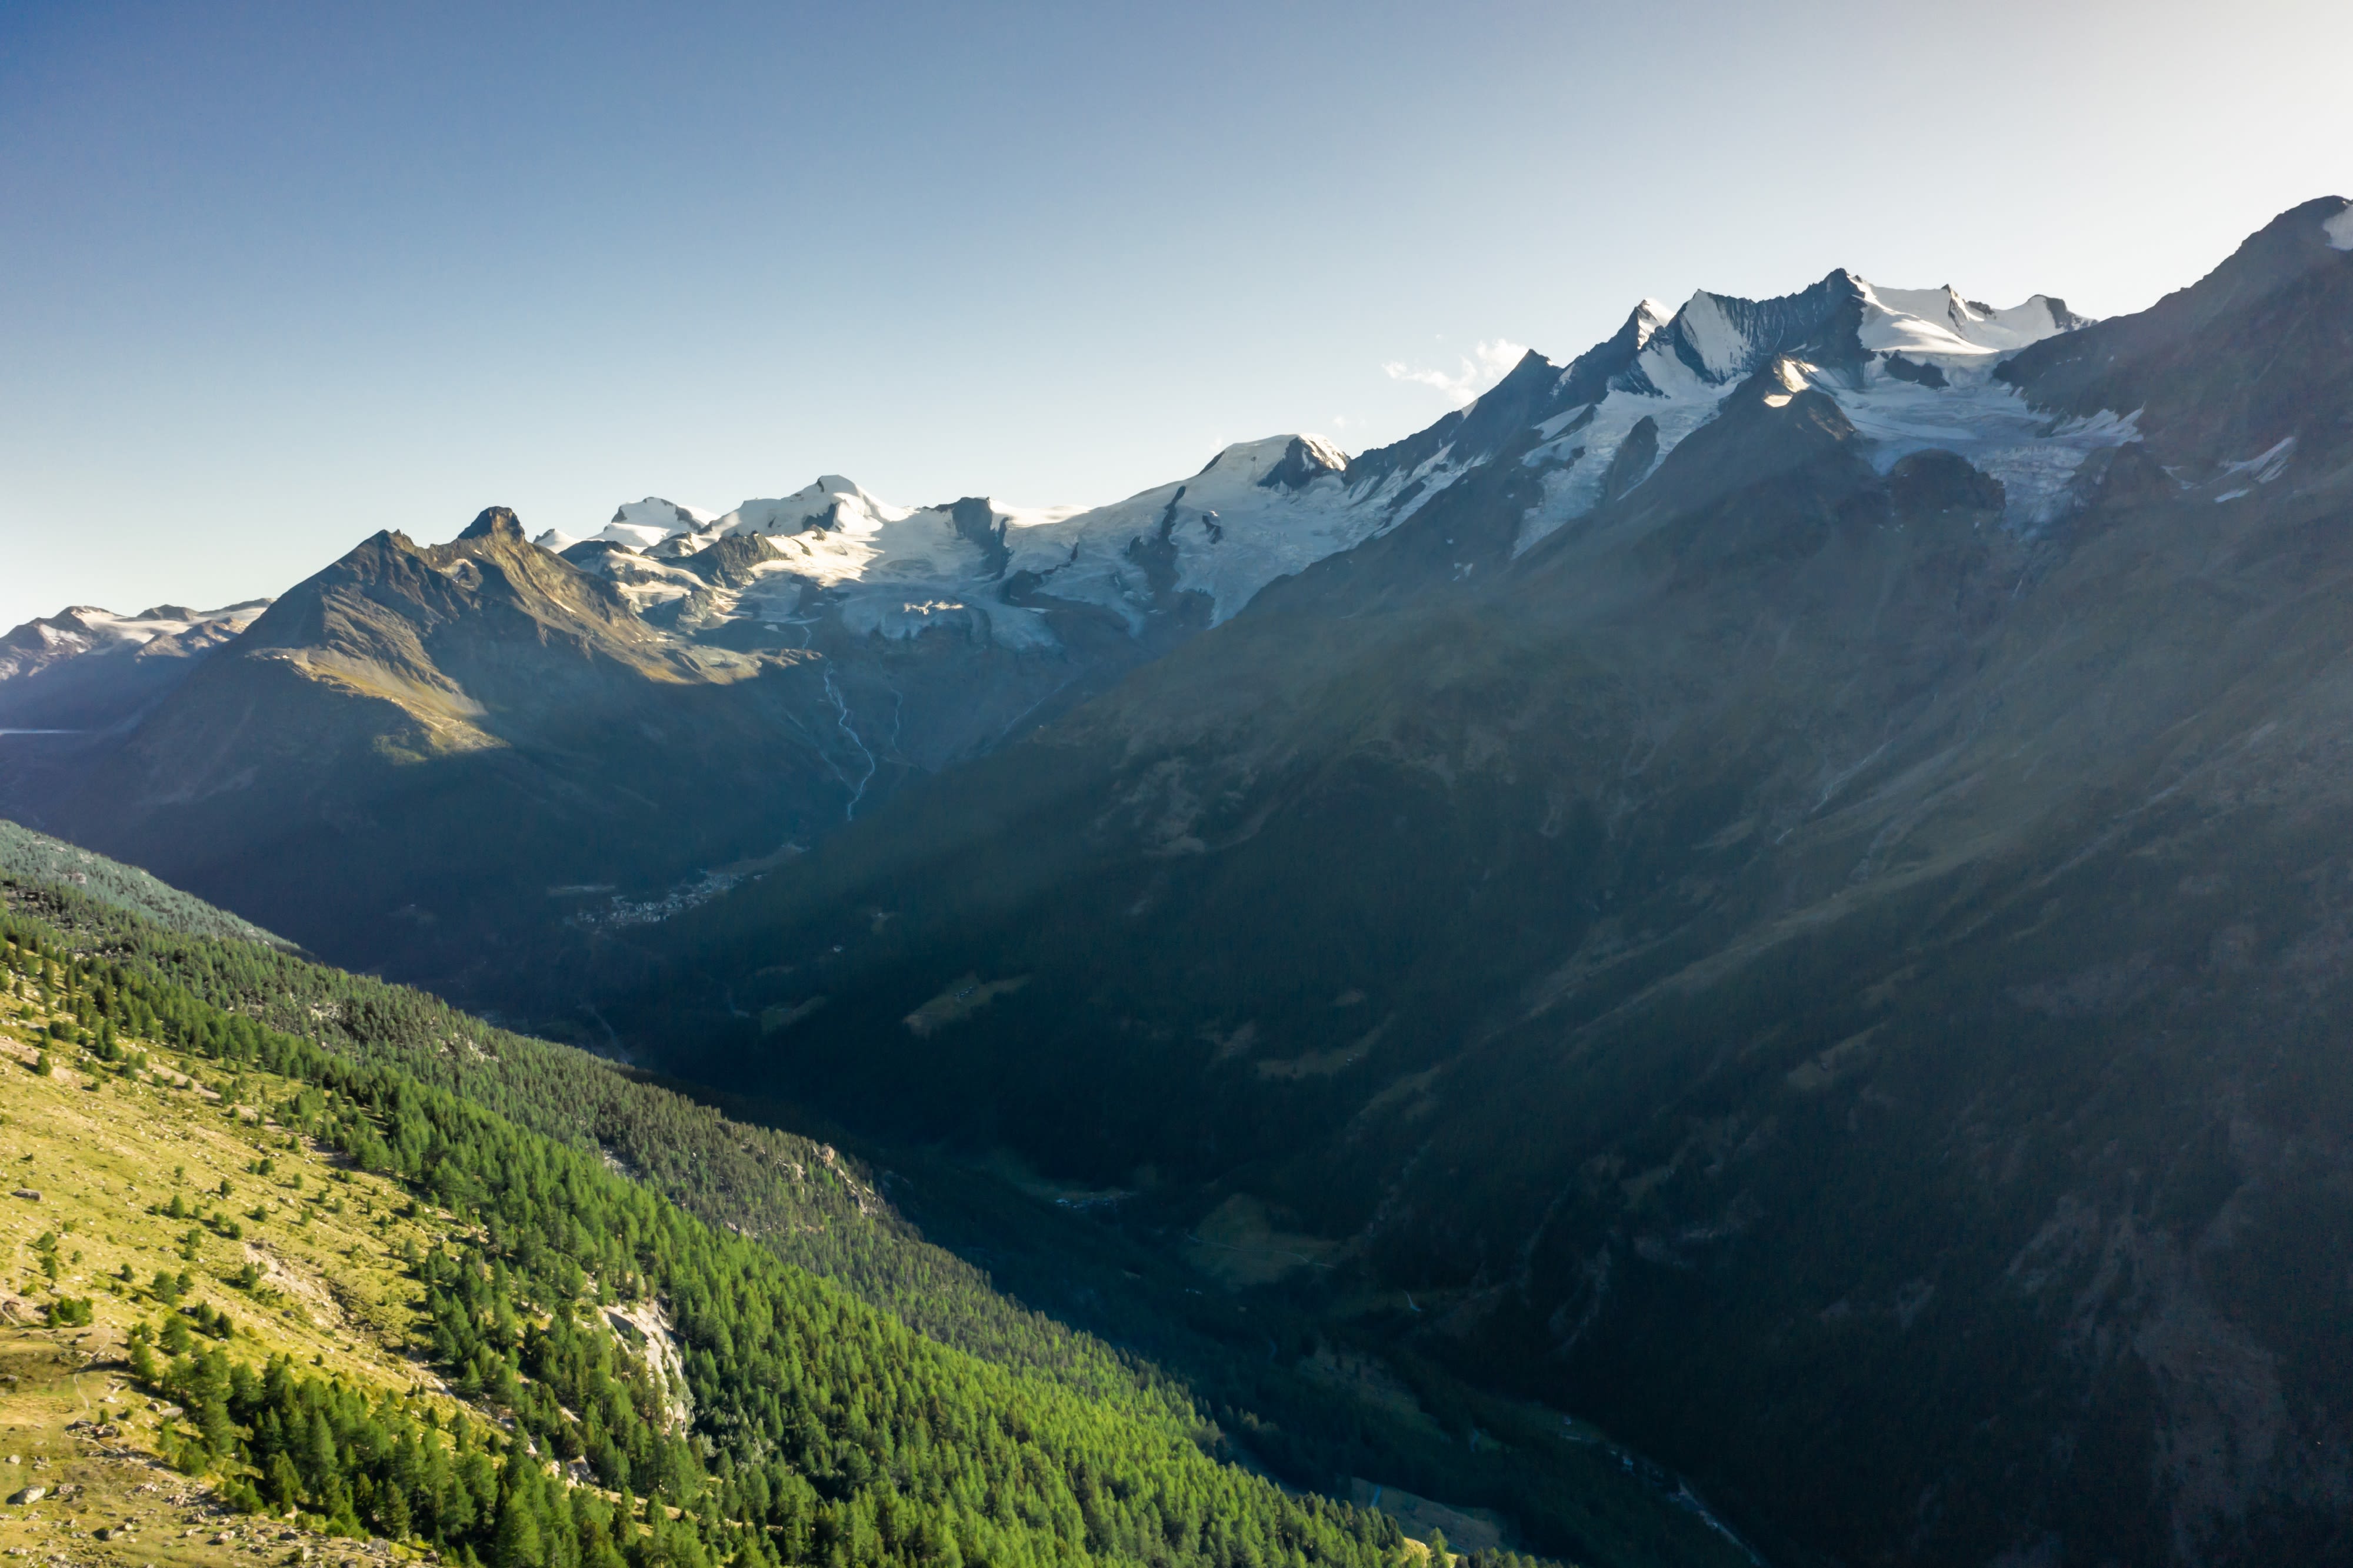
[601,199,2353,1567]
[31,508,855,990]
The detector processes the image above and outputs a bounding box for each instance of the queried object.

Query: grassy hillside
[0,935,486,1566]
[0,847,1755,1568]
[0,889,1440,1568]
[0,869,1171,1406]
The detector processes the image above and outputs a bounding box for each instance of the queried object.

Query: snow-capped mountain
[25,201,2327,1009]
[0,237,2168,984]
[531,434,1368,651]
[508,272,2121,664]
[0,601,268,683]
[1464,270,2124,549]
[0,600,270,730]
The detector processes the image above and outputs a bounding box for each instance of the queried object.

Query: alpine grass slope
[0,869,1426,1568]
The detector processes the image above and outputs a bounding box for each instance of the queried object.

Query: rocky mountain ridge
[0,599,269,730]
[0,244,2144,1005]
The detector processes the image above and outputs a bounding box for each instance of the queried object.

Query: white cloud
[1382,339,1529,406]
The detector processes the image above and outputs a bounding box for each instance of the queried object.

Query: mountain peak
[719,476,902,540]
[1852,280,2081,358]
[457,506,526,543]
[1257,435,1351,490]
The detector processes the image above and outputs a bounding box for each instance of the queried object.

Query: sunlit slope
[1,886,1428,1568]
[0,946,502,1566]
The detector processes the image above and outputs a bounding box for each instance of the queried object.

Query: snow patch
[2324,203,2353,251]
[1672,292,1754,380]
[2212,436,2295,501]
[1518,391,1720,550]
[1762,358,1811,408]
[1854,282,2074,360]
[1830,361,2141,528]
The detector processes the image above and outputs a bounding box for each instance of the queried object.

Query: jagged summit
[524,255,2109,653]
[1853,281,2084,357]
[1441,265,2110,545]
[1610,269,2081,396]
[1624,297,1676,348]
[456,505,527,542]
[1253,434,1351,490]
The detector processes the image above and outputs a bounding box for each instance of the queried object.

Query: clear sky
[4,0,2349,629]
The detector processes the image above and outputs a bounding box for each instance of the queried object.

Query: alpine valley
[10,197,2353,1567]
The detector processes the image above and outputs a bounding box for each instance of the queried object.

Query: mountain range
[8,195,2353,1567]
[0,258,2121,1001]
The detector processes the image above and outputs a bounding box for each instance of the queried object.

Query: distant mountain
[539,432,1362,642]
[597,198,2353,1566]
[0,599,272,860]
[0,267,2114,1007]
[7,508,850,991]
[0,599,269,728]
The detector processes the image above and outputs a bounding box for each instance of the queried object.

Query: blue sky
[4,0,2349,628]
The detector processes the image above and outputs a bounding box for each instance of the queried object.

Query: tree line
[4,895,1407,1568]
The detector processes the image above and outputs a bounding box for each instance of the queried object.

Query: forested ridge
[0,818,287,945]
[2,886,1412,1568]
[0,873,1157,1403]
[0,863,1734,1568]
